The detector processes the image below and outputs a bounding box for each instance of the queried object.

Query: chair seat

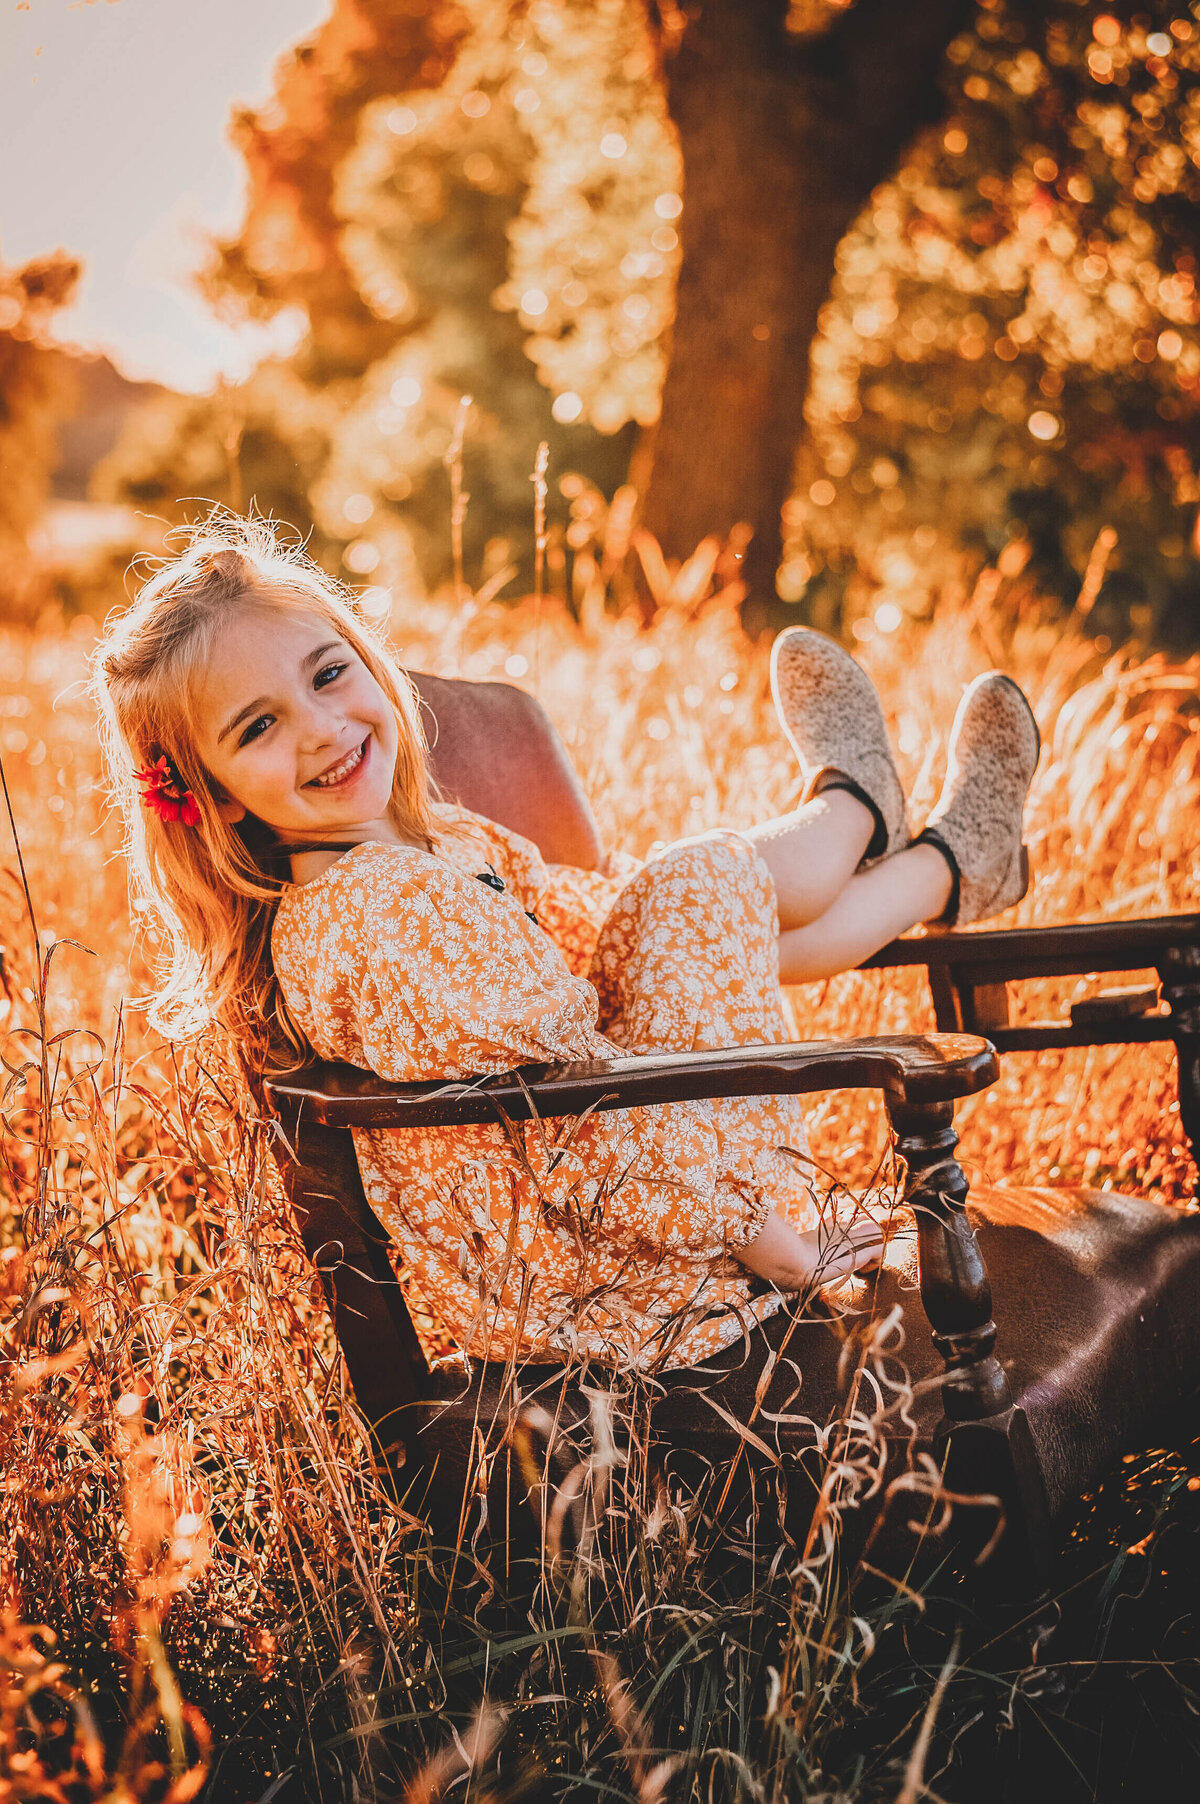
[940,1186,1200,1517]
[400,1190,1200,1535]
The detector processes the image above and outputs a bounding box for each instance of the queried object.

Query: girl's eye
[239,715,273,747]
[314,662,348,689]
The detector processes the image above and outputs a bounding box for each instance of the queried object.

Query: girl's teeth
[313,744,364,786]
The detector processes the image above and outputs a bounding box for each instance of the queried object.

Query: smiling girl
[93,518,1038,1371]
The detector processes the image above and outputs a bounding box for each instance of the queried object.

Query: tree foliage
[0,251,80,604]
[101,0,1200,641]
[102,0,646,593]
[790,0,1200,643]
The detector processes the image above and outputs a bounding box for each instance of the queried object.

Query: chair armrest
[265,1032,998,1132]
[863,913,1200,981]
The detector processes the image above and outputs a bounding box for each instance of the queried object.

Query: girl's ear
[212,790,246,825]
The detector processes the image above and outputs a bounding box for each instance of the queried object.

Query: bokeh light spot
[1027,411,1060,441]
[345,541,379,574]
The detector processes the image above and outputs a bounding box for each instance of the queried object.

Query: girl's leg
[589,833,821,1228]
[766,667,1041,977]
[777,841,953,984]
[743,789,876,931]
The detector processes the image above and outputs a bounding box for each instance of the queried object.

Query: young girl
[93,519,1039,1375]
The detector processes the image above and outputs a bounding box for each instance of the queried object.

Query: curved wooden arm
[864,912,1200,977]
[265,1032,998,1132]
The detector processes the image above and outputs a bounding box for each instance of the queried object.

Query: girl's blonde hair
[92,513,435,1073]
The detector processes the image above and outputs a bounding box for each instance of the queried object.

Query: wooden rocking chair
[265,673,1200,1585]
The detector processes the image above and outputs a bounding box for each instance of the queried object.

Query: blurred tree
[788,0,1200,645]
[101,0,472,571]
[500,0,681,437]
[211,0,469,381]
[102,0,1200,639]
[310,9,638,589]
[103,0,637,593]
[0,251,81,606]
[635,0,975,623]
[96,363,337,540]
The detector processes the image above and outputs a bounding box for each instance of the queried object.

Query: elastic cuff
[723,1179,775,1254]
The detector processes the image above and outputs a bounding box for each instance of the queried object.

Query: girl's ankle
[912,826,961,925]
[813,771,888,861]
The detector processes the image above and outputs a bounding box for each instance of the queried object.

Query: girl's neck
[285,822,433,886]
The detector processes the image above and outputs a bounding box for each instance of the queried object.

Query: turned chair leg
[887,1096,1054,1594]
[1159,945,1200,1193]
[271,1111,430,1473]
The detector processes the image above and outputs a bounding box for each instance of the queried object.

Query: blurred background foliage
[9,0,1200,646]
[0,250,81,601]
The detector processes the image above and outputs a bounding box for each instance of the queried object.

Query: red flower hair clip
[134,755,202,827]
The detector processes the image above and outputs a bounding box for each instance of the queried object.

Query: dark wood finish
[965,1017,1176,1053]
[888,1096,1055,1584]
[1069,986,1159,1025]
[268,1033,998,1472]
[888,1098,1009,1423]
[864,913,1200,975]
[268,1032,999,1132]
[275,1114,429,1461]
[1159,942,1200,1167]
[866,913,1200,1176]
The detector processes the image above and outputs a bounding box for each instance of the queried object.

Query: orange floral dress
[271,804,820,1370]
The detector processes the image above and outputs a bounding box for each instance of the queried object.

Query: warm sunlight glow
[0,0,329,390]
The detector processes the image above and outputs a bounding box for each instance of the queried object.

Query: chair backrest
[407,671,604,871]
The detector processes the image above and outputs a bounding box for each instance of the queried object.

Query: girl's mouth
[307,737,369,790]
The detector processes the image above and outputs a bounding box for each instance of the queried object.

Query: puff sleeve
[354,854,602,1082]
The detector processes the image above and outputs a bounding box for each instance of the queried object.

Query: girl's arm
[735,1206,883,1290]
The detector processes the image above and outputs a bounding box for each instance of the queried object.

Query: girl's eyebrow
[217,641,344,744]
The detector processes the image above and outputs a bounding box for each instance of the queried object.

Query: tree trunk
[642,0,974,628]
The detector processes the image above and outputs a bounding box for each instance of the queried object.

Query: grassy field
[0,573,1196,1800]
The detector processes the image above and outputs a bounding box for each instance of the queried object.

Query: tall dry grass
[0,569,1195,1800]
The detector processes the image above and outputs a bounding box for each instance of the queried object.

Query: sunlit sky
[1,0,330,392]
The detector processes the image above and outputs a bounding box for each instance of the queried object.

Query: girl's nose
[296,696,342,751]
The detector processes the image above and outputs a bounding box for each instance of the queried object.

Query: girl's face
[191,604,402,843]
